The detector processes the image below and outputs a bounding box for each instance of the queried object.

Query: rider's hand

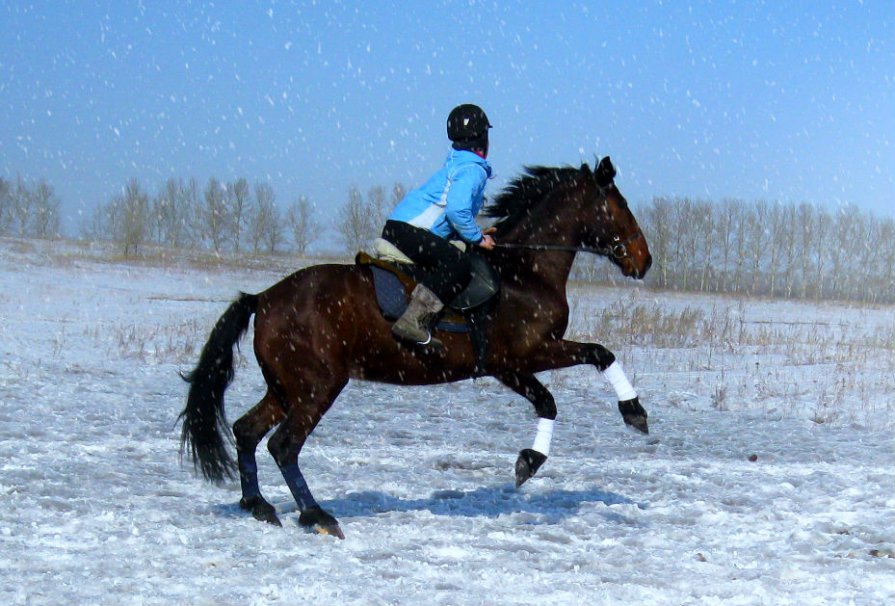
[478,234,496,250]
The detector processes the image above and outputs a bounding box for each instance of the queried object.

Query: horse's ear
[595,156,616,187]
[580,162,592,176]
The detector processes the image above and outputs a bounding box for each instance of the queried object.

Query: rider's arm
[444,165,487,244]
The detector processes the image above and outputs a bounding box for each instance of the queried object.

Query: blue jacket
[388,149,492,244]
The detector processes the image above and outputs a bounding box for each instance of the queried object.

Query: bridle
[494,228,643,261]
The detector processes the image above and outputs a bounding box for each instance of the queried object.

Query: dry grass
[564,286,895,424]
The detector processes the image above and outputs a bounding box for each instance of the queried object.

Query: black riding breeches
[382,220,472,303]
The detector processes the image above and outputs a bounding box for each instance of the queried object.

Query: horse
[179,156,652,539]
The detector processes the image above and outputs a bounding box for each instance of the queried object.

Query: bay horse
[179,156,652,539]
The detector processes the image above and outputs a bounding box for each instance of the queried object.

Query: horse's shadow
[323,483,638,524]
[215,484,639,525]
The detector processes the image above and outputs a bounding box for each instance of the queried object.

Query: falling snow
[1,237,893,605]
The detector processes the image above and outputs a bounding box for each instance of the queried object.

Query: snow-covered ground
[1,237,893,605]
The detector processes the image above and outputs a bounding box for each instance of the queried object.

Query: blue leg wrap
[237,450,262,500]
[280,462,319,511]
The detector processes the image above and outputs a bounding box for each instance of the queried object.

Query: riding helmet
[447,104,491,149]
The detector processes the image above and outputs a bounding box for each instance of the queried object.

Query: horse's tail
[178,292,258,484]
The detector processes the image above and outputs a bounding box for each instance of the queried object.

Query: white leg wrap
[531,418,554,456]
[602,361,637,401]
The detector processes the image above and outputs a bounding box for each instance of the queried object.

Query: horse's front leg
[588,343,649,434]
[532,340,649,434]
[495,371,556,487]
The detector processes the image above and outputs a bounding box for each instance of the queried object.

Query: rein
[494,229,643,261]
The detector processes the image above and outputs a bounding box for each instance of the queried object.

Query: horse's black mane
[484,165,588,229]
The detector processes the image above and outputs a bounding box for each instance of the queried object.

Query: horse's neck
[499,190,586,288]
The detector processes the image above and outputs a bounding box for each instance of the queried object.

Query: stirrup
[393,327,443,349]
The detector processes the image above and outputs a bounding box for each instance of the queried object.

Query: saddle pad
[369,266,468,333]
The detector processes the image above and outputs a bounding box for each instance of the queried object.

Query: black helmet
[447,104,491,145]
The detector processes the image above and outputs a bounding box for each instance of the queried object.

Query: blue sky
[1,1,893,235]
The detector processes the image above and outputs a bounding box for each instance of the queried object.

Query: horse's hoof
[240,496,282,527]
[299,506,345,540]
[515,448,548,488]
[618,397,649,434]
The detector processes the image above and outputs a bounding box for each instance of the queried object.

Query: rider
[382,103,497,345]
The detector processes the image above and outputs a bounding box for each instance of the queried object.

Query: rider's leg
[382,221,472,344]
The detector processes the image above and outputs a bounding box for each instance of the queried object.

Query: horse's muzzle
[623,253,652,279]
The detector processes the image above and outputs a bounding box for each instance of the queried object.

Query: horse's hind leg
[267,377,348,539]
[496,371,557,488]
[232,391,286,526]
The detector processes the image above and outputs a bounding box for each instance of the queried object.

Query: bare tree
[640,197,673,289]
[286,195,319,256]
[88,178,150,255]
[852,212,877,302]
[777,204,799,298]
[829,206,860,299]
[765,203,787,296]
[714,200,738,292]
[151,177,194,249]
[228,178,251,253]
[202,177,229,253]
[875,217,895,304]
[149,184,168,245]
[122,178,150,256]
[811,209,832,301]
[182,177,202,249]
[29,178,60,238]
[689,199,714,292]
[11,175,32,237]
[794,203,816,299]
[250,182,283,254]
[743,201,771,295]
[336,185,376,255]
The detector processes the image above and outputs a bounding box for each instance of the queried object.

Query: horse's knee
[588,344,615,371]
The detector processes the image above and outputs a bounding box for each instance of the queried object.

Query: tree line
[631,197,894,304]
[79,176,406,257]
[3,173,893,304]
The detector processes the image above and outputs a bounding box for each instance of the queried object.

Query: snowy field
[1,236,894,605]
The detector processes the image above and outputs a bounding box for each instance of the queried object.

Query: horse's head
[487,158,652,280]
[582,157,652,279]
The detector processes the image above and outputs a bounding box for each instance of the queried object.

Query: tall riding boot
[392,284,445,346]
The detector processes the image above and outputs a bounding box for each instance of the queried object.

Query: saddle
[356,238,501,375]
